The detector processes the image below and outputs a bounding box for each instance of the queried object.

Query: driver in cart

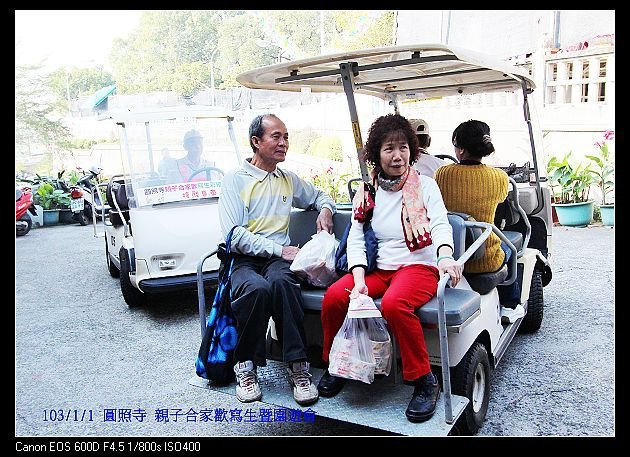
[165,129,219,183]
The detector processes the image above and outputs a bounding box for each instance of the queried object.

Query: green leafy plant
[304,166,352,203]
[34,182,71,210]
[547,152,595,204]
[586,130,614,205]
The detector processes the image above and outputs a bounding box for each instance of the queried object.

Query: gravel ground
[15,222,614,438]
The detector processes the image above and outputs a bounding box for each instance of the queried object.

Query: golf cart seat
[289,209,481,328]
[107,181,131,228]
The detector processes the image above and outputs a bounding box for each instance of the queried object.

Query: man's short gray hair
[248,113,279,153]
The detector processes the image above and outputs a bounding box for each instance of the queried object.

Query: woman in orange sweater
[434,119,520,308]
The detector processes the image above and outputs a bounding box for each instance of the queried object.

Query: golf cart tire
[105,238,120,278]
[519,270,544,334]
[119,248,146,308]
[451,342,491,436]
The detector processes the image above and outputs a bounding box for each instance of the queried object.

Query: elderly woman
[318,113,462,423]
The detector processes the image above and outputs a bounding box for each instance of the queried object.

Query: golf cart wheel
[451,342,491,435]
[16,213,32,236]
[119,248,146,308]
[105,237,120,278]
[519,270,544,334]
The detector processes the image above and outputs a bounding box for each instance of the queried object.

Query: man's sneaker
[234,361,262,403]
[287,361,319,406]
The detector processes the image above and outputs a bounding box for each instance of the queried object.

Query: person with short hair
[409,118,447,177]
[157,147,175,176]
[318,113,462,423]
[166,129,217,183]
[218,113,336,406]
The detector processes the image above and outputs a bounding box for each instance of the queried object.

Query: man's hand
[316,207,334,234]
[281,245,300,262]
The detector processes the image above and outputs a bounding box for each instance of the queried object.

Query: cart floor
[189,360,468,436]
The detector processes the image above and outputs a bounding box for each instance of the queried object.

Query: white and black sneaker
[287,361,319,406]
[234,361,262,403]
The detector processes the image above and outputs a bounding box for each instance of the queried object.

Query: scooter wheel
[16,213,32,236]
[78,209,90,226]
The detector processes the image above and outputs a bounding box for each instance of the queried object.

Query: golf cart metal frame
[99,106,243,308]
[191,44,552,436]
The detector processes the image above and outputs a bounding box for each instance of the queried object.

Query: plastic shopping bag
[329,294,393,383]
[290,231,339,288]
[366,317,392,376]
[329,315,376,384]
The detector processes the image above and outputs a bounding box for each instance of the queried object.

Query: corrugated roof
[80,84,116,110]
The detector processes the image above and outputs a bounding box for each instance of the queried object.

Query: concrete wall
[395,10,614,56]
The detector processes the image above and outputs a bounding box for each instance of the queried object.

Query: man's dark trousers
[230,254,307,368]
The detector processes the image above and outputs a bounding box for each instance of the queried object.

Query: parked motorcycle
[16,187,37,236]
[69,165,110,226]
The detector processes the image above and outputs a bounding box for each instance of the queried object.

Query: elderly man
[166,129,217,183]
[410,119,447,177]
[218,113,336,406]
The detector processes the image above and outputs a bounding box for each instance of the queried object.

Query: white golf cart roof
[98,105,235,123]
[237,43,535,100]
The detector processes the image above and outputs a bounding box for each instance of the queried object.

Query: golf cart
[100,106,243,308]
[190,44,553,436]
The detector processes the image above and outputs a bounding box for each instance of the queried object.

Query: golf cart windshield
[102,106,242,208]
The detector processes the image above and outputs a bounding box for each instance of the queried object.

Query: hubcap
[471,363,486,413]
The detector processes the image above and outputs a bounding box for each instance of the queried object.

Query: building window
[582,61,590,79]
[581,83,589,103]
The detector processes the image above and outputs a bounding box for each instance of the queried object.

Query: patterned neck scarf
[352,167,432,251]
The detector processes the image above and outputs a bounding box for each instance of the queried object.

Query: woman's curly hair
[363,113,419,174]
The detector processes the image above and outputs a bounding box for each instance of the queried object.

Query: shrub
[307,136,343,161]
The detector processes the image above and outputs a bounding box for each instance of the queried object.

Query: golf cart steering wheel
[186,167,225,182]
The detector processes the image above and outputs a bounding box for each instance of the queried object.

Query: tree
[328,11,395,51]
[48,66,114,110]
[110,11,232,95]
[16,64,72,174]
[216,13,278,88]
[260,11,395,58]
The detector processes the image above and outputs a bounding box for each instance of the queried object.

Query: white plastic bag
[329,294,393,383]
[329,315,376,384]
[290,231,339,288]
[366,317,392,376]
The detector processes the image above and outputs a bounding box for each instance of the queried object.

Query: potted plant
[586,130,615,226]
[547,152,596,227]
[34,182,71,225]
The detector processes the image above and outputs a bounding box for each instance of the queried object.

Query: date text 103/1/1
[43,409,94,422]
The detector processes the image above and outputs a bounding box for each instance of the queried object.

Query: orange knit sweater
[434,163,509,273]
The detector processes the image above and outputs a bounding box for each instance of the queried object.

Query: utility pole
[210,48,219,106]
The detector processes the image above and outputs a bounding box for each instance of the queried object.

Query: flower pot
[552,201,594,227]
[58,209,74,224]
[42,209,60,226]
[600,204,614,226]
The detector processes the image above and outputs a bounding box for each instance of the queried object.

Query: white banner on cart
[136,180,222,206]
